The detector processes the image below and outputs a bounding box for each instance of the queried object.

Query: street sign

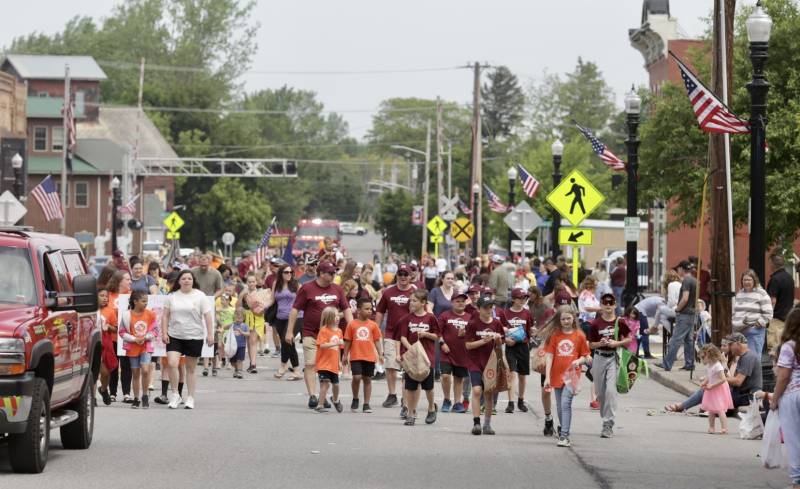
[166,231,181,240]
[502,201,542,240]
[0,191,27,226]
[164,211,185,232]
[411,205,423,225]
[439,195,459,222]
[559,228,593,246]
[510,240,535,254]
[546,169,605,227]
[427,215,448,236]
[450,217,474,243]
[624,217,641,241]
[222,232,235,245]
[430,235,444,244]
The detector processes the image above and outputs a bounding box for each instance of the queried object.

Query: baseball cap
[491,254,504,264]
[511,288,529,299]
[482,286,495,295]
[304,256,319,266]
[467,284,482,294]
[600,293,616,305]
[453,292,469,301]
[477,295,494,308]
[397,263,411,274]
[675,259,693,271]
[318,262,337,274]
[724,332,747,344]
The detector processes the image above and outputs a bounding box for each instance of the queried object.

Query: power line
[94,102,458,116]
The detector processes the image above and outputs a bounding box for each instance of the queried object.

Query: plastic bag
[738,398,765,440]
[760,411,785,468]
[223,328,238,359]
[562,366,582,395]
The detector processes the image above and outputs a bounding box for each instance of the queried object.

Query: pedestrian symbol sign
[427,215,448,236]
[450,217,474,243]
[558,228,593,246]
[546,169,604,227]
[164,211,185,232]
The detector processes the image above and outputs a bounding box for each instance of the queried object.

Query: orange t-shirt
[100,305,118,341]
[123,309,157,357]
[315,327,343,374]
[543,329,590,388]
[344,319,382,362]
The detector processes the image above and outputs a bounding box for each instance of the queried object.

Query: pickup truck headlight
[0,338,25,375]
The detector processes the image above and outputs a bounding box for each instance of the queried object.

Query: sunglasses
[397,272,410,277]
[282,270,293,274]
[602,300,616,306]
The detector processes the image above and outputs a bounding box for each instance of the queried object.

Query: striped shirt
[731,287,773,332]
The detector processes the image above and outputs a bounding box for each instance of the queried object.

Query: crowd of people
[90,244,799,487]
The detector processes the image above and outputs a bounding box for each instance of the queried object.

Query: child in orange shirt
[343,298,383,413]
[543,305,591,448]
[119,290,158,409]
[315,307,344,413]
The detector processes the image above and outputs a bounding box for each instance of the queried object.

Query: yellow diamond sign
[427,215,448,236]
[546,169,605,227]
[163,211,185,232]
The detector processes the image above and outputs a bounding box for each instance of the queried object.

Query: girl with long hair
[273,264,301,380]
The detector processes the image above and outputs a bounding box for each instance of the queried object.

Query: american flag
[574,121,626,171]
[671,52,749,135]
[516,164,541,198]
[483,184,509,213]
[253,217,277,270]
[61,97,77,173]
[458,196,472,215]
[30,175,64,221]
[118,194,139,215]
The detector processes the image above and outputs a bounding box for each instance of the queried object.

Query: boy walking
[230,309,250,378]
[343,298,383,413]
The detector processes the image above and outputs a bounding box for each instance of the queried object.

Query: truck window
[0,246,37,305]
[63,252,87,281]
[45,251,72,293]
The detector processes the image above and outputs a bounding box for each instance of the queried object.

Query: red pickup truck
[0,228,100,473]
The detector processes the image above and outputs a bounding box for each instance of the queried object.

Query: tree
[481,66,525,140]
[374,191,420,256]
[192,178,272,249]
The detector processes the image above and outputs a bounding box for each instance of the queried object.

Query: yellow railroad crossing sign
[427,215,448,236]
[450,217,474,243]
[559,228,593,246]
[546,169,605,227]
[166,231,181,240]
[163,211,185,232]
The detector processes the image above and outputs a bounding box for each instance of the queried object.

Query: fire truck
[293,219,341,257]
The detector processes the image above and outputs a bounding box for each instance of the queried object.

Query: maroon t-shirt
[500,308,533,344]
[264,273,276,290]
[237,258,253,278]
[397,312,439,364]
[376,284,416,340]
[588,316,630,352]
[465,316,504,373]
[293,280,348,337]
[439,310,471,367]
[464,303,478,317]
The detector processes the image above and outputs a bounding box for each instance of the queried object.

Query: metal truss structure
[134,157,298,178]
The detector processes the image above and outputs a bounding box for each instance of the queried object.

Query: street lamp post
[507,165,517,254]
[472,182,480,258]
[11,153,23,200]
[111,177,121,253]
[550,140,563,259]
[746,1,772,285]
[623,87,641,308]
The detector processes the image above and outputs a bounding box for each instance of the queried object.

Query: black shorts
[166,337,204,358]
[440,362,468,378]
[404,370,434,391]
[505,343,530,375]
[351,360,375,378]
[469,370,484,389]
[233,346,246,362]
[318,370,339,384]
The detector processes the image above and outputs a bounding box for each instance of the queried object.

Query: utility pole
[60,64,70,235]
[470,63,484,256]
[421,120,431,260]
[436,97,444,216]
[447,141,452,199]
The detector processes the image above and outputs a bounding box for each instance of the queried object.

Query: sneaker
[99,388,111,406]
[247,365,256,373]
[403,416,416,426]
[333,400,344,413]
[308,395,319,409]
[471,423,482,435]
[184,396,195,409]
[351,399,359,412]
[212,368,218,377]
[131,398,140,409]
[590,400,600,410]
[543,418,555,437]
[462,399,470,410]
[323,398,331,409]
[168,393,180,409]
[452,402,466,413]
[425,406,437,424]
[441,399,452,413]
[142,395,149,409]
[250,367,258,374]
[482,426,496,435]
[654,362,670,371]
[517,399,528,412]
[557,436,571,447]
[122,394,134,404]
[362,404,373,413]
[400,405,408,419]
[382,394,398,408]
[263,348,270,355]
[601,425,613,438]
[202,368,209,377]
[505,402,514,414]
[236,372,244,379]
[110,395,117,403]
[154,395,168,405]
[271,350,280,358]
[314,406,329,413]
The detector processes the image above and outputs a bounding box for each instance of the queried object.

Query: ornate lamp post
[550,139,563,259]
[507,165,517,254]
[623,87,641,308]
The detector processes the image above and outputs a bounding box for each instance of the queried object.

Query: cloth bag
[760,411,786,468]
[401,341,431,381]
[483,345,510,393]
[531,346,547,374]
[223,328,238,358]
[738,398,765,440]
[614,320,649,394]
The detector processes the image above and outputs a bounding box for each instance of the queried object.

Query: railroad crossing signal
[546,169,605,227]
[449,217,474,243]
[427,215,448,236]
[558,228,593,246]
[164,211,185,232]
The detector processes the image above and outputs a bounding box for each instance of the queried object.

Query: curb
[647,368,694,397]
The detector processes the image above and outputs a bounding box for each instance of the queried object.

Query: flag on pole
[573,121,626,171]
[118,194,139,215]
[254,217,277,269]
[282,238,295,266]
[670,51,750,134]
[30,175,64,221]
[516,164,541,198]
[61,96,76,173]
[458,196,473,215]
[483,184,509,213]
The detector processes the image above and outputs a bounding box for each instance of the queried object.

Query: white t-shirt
[435,257,448,273]
[167,289,212,340]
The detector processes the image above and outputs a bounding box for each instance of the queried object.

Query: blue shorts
[233,346,246,362]
[128,352,152,369]
[469,370,484,389]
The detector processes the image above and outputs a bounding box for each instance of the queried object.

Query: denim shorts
[128,352,152,369]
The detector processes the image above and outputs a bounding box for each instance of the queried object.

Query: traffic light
[127,219,143,230]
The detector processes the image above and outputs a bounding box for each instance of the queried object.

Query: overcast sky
[1,0,760,139]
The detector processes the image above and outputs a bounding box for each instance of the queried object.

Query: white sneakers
[167,392,180,409]
[184,396,195,409]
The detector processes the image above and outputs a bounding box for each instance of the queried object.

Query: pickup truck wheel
[60,376,94,449]
[8,378,50,473]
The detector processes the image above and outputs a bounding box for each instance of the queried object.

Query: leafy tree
[481,66,525,140]
[192,178,272,249]
[374,190,420,256]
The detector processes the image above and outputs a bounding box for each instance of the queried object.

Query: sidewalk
[641,332,703,397]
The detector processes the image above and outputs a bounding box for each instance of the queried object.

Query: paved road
[341,230,382,264]
[0,352,790,488]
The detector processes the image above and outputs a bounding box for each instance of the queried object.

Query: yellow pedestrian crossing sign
[546,169,605,227]
[559,228,593,246]
[164,211,185,232]
[427,215,448,236]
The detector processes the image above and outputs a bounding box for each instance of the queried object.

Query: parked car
[142,241,163,259]
[0,228,101,473]
[339,222,367,236]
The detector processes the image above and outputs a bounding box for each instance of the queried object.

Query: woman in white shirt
[161,270,214,409]
[655,269,682,333]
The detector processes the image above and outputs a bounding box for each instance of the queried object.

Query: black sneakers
[131,398,140,409]
[544,418,555,437]
[425,405,438,424]
[141,395,149,409]
[308,395,319,409]
[382,394,398,408]
[472,423,482,435]
[98,388,111,406]
[351,398,359,412]
[517,399,529,412]
[505,402,514,414]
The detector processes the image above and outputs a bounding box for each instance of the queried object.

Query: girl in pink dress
[699,344,733,434]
